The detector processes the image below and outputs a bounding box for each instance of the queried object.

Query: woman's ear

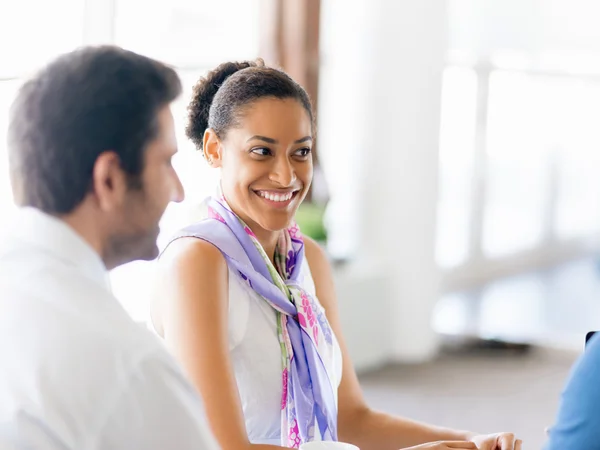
[203,128,222,168]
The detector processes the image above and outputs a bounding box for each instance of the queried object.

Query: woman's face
[208,97,313,233]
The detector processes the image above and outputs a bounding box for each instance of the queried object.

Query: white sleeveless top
[226,257,343,445]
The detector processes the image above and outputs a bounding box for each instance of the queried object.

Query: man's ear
[203,128,223,168]
[91,151,129,211]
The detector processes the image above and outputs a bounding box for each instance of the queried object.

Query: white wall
[448,0,600,66]
[320,0,447,367]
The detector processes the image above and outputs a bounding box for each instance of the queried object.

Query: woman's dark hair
[8,45,182,214]
[186,59,313,151]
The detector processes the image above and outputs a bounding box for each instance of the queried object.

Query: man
[545,333,600,449]
[0,46,218,449]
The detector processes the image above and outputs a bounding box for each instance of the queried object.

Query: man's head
[8,46,184,268]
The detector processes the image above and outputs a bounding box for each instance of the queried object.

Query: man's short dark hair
[7,45,182,214]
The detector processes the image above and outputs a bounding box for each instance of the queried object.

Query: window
[437,0,600,287]
[435,67,478,268]
[482,71,549,257]
[0,0,85,78]
[114,0,260,68]
[552,79,600,238]
[0,0,262,321]
[0,0,85,223]
[0,81,21,222]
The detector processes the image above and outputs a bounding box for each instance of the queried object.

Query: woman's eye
[295,147,312,157]
[251,147,271,157]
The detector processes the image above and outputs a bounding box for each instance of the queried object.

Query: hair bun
[186,59,264,151]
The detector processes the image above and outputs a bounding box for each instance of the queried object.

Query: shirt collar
[7,207,110,290]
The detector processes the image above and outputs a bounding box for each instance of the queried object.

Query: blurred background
[3,0,600,446]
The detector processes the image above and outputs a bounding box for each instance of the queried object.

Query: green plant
[295,203,327,242]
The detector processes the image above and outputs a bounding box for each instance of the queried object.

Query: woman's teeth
[257,191,294,202]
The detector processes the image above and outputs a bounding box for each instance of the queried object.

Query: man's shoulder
[572,334,600,375]
[545,339,600,449]
[0,239,177,394]
[0,284,173,386]
[558,336,600,421]
[0,336,184,449]
[0,274,184,448]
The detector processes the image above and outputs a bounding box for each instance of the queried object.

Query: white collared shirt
[0,208,218,450]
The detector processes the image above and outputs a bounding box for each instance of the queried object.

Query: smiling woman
[150,60,522,450]
[152,61,332,448]
[183,60,315,257]
[203,97,313,245]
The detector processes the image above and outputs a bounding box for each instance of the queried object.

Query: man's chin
[106,229,161,268]
[126,238,160,264]
[139,243,160,261]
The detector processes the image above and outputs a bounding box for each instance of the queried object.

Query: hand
[469,432,522,450]
[401,441,478,449]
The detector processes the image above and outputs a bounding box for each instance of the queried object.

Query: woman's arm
[303,238,519,450]
[154,238,287,450]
